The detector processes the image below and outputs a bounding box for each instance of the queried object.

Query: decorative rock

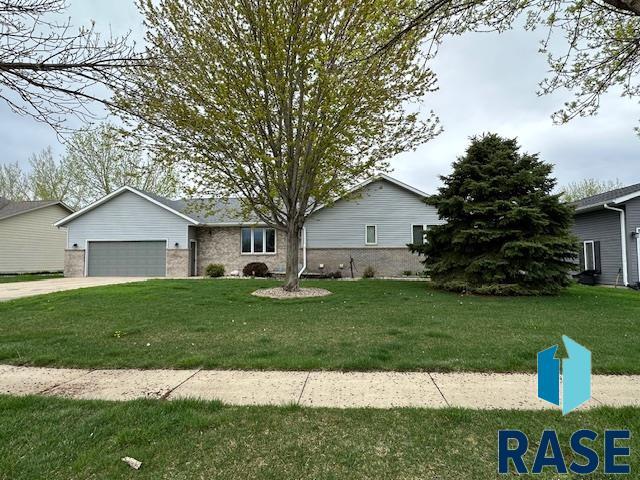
[252,287,332,299]
[122,457,142,470]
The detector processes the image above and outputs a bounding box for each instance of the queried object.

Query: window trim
[583,240,595,271]
[241,227,277,255]
[411,224,429,245]
[364,224,377,246]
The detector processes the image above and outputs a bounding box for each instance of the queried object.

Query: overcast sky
[2,1,638,194]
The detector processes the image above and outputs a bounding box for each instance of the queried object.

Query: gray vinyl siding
[66,190,191,249]
[572,209,623,285]
[624,197,640,285]
[304,179,442,248]
[0,204,69,273]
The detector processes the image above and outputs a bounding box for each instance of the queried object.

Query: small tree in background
[561,178,624,203]
[0,162,30,201]
[28,147,75,204]
[411,133,578,295]
[1,123,179,207]
[64,123,180,205]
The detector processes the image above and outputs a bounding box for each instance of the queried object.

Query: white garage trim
[85,238,169,276]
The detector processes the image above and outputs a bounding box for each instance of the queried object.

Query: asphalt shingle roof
[0,197,68,221]
[134,188,258,224]
[174,198,259,224]
[572,183,640,211]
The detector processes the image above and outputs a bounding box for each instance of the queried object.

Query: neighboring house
[54,174,442,278]
[0,197,73,274]
[572,183,640,287]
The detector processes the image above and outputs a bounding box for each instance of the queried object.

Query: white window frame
[411,224,429,245]
[583,240,596,271]
[365,225,377,246]
[241,227,277,255]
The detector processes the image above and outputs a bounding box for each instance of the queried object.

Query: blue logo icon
[537,335,591,415]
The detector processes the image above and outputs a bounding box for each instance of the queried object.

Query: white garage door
[87,241,167,277]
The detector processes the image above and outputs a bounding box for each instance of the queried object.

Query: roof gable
[310,174,428,215]
[54,186,198,227]
[0,198,73,222]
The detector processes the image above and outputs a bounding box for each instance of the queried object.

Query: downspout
[298,226,307,278]
[603,203,629,286]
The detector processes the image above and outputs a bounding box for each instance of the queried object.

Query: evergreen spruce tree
[412,134,578,295]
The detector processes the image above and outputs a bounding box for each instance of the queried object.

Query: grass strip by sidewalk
[0,395,637,479]
[0,279,638,373]
[0,273,63,284]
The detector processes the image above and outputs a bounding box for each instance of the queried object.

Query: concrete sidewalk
[1,365,638,409]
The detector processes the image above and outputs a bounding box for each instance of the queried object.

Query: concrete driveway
[0,277,151,302]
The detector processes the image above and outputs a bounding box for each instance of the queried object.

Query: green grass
[0,279,638,372]
[0,273,63,283]
[0,395,636,479]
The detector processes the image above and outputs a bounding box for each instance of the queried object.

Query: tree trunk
[283,224,301,291]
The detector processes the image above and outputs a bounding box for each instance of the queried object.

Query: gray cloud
[392,24,640,192]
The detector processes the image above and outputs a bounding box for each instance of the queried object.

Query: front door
[189,240,197,276]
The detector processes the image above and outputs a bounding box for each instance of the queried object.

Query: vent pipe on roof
[603,203,629,286]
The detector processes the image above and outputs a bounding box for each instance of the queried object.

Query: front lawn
[0,395,636,479]
[0,279,638,372]
[0,273,63,284]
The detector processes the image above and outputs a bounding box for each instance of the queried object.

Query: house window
[241,228,252,253]
[412,224,433,245]
[583,241,595,271]
[365,225,377,245]
[241,227,276,254]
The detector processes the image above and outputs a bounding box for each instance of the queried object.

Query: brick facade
[305,248,423,277]
[64,228,423,278]
[195,226,287,276]
[167,249,189,277]
[64,248,190,277]
[64,249,85,277]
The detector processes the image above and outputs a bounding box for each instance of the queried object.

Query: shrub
[243,262,269,277]
[316,270,343,279]
[402,270,413,276]
[205,263,225,277]
[362,266,375,278]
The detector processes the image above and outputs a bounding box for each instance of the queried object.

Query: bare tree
[0,0,144,131]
